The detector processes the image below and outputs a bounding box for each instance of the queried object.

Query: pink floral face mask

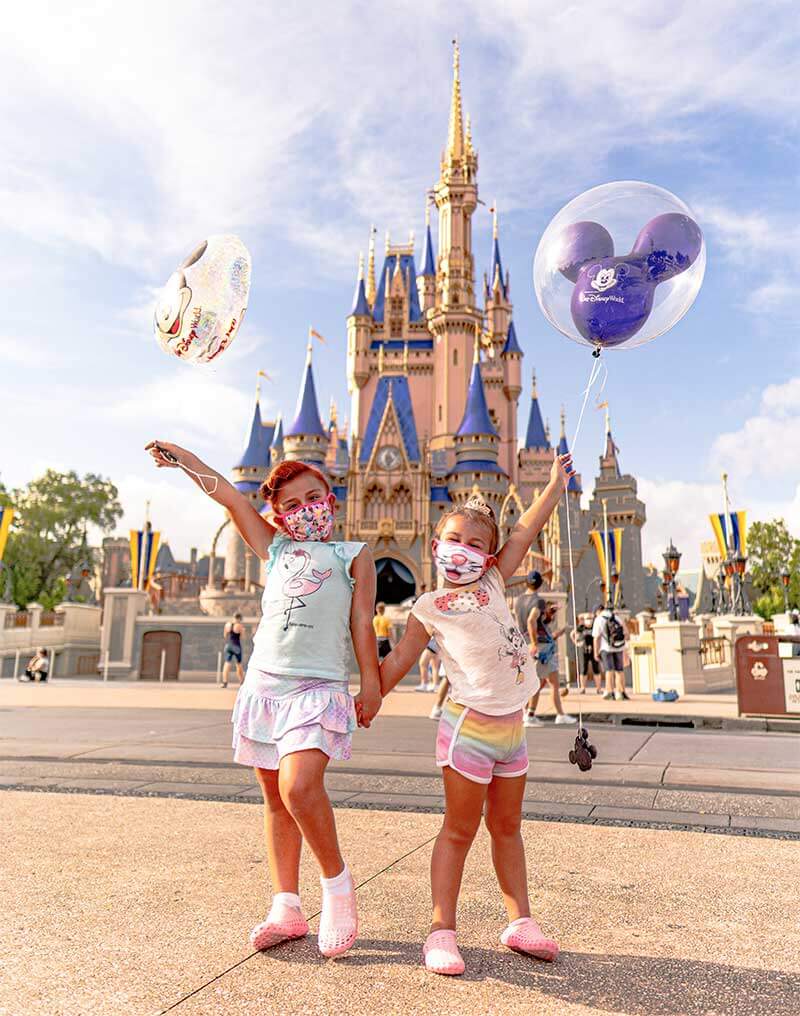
[275,495,335,542]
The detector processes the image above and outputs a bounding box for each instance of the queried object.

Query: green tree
[747,519,800,618]
[3,470,122,609]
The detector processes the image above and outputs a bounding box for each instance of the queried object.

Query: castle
[211,44,647,612]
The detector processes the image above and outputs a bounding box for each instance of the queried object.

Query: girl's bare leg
[254,767,302,893]
[434,677,450,709]
[485,775,530,922]
[547,673,565,715]
[430,767,486,932]
[278,749,344,878]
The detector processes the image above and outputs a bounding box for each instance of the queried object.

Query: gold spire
[425,198,431,228]
[560,405,566,437]
[605,405,611,434]
[447,38,464,162]
[385,230,391,253]
[366,225,376,305]
[329,397,338,427]
[465,112,474,155]
[492,200,498,240]
[408,228,415,246]
[472,330,481,365]
[531,368,537,399]
[357,251,364,281]
[256,369,269,402]
[545,419,551,443]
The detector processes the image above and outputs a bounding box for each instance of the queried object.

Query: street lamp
[663,540,681,622]
[733,551,748,615]
[780,565,791,612]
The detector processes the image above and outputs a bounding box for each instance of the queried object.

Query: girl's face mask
[432,539,493,585]
[275,494,335,542]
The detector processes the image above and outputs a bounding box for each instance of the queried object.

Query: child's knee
[485,808,522,841]
[279,770,325,814]
[441,812,481,849]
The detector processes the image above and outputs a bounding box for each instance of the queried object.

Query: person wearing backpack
[592,605,629,701]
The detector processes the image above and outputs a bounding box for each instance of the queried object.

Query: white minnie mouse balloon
[154,234,252,363]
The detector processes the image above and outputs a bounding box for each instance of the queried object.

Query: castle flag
[590,528,623,583]
[0,507,14,561]
[709,512,747,559]
[129,528,160,590]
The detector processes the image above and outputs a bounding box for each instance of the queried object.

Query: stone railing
[4,611,30,629]
[40,611,65,628]
[699,636,728,667]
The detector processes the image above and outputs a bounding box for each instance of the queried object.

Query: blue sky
[1,2,798,568]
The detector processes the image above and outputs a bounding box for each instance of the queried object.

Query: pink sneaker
[422,929,465,976]
[318,882,358,958]
[500,917,559,962]
[249,902,309,951]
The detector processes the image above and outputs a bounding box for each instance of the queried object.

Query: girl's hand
[355,685,382,728]
[550,452,575,487]
[145,440,188,469]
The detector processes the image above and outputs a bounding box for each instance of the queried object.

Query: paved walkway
[2,791,798,1016]
[3,696,800,837]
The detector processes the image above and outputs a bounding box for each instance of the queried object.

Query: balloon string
[563,351,606,730]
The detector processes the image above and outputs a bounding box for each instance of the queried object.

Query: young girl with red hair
[146,441,380,959]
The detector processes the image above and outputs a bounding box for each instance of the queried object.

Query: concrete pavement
[1,791,798,1016]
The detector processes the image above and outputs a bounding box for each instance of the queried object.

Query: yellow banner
[0,507,14,562]
[129,529,161,590]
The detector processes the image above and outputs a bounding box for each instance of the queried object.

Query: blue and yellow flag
[590,528,623,580]
[709,512,747,558]
[0,507,14,562]
[129,528,160,590]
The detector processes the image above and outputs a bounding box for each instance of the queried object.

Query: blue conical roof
[350,275,370,316]
[422,223,435,276]
[286,354,325,437]
[457,354,497,437]
[502,320,522,355]
[270,413,284,450]
[234,400,269,469]
[525,395,548,449]
[491,235,507,298]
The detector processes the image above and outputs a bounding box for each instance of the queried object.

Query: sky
[1,1,798,569]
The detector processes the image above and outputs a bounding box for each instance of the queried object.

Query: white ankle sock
[320,865,351,897]
[272,891,301,911]
[507,916,531,929]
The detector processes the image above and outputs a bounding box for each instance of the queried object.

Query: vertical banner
[129,529,161,590]
[709,511,747,558]
[591,528,623,601]
[709,513,728,559]
[0,507,14,562]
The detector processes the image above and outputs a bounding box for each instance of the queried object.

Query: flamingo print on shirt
[279,548,332,630]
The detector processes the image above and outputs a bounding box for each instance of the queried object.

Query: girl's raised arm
[145,439,276,560]
[496,453,574,581]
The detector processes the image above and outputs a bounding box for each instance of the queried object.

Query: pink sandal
[423,930,465,976]
[249,902,309,951]
[500,917,559,962]
[318,883,358,958]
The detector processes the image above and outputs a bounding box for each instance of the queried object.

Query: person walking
[222,613,246,689]
[572,609,602,694]
[524,601,575,726]
[789,609,800,658]
[373,602,393,660]
[593,604,629,700]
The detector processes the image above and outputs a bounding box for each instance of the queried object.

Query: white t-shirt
[592,611,625,654]
[411,566,540,716]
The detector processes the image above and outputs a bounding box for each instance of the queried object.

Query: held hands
[355,684,382,729]
[550,452,575,488]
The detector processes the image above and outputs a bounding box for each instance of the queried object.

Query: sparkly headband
[463,495,493,516]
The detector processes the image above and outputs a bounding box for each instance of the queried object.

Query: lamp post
[734,551,748,615]
[780,565,791,612]
[663,540,681,622]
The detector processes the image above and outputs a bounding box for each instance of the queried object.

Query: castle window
[363,483,384,523]
[453,349,458,367]
[390,483,412,522]
[438,405,442,422]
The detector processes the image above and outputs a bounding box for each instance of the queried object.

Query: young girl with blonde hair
[380,453,573,975]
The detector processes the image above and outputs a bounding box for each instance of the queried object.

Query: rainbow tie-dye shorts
[436,699,529,784]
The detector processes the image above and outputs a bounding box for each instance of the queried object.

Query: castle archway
[375,557,416,605]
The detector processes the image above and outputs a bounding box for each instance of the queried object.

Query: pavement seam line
[157,830,439,1014]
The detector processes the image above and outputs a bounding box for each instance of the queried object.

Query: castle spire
[286,338,325,438]
[457,338,497,437]
[446,39,464,162]
[601,405,621,478]
[465,112,474,157]
[234,396,269,469]
[350,252,370,316]
[558,406,581,492]
[524,369,549,449]
[366,226,377,306]
[490,201,507,297]
[422,198,436,276]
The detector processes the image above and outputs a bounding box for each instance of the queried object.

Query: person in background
[593,604,629,701]
[21,648,49,683]
[572,608,602,694]
[417,636,439,692]
[222,612,246,689]
[524,602,575,726]
[789,609,800,658]
[373,602,393,660]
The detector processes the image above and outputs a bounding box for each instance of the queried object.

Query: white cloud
[0,335,63,367]
[712,375,800,480]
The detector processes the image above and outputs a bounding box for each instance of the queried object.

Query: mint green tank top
[249,535,366,681]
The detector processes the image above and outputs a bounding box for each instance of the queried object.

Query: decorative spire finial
[473,330,481,365]
[367,225,376,305]
[425,197,431,228]
[493,200,498,240]
[560,405,566,437]
[385,230,391,253]
[465,112,473,154]
[357,251,364,281]
[531,368,537,399]
[447,38,464,161]
[329,397,337,426]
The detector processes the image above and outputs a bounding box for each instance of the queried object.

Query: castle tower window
[363,483,384,523]
[391,483,412,522]
[453,349,458,366]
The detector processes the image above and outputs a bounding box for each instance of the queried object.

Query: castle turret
[448,339,506,509]
[518,369,554,504]
[486,205,512,352]
[418,201,437,313]
[270,412,283,466]
[600,407,621,479]
[283,339,327,468]
[346,252,373,435]
[557,407,582,496]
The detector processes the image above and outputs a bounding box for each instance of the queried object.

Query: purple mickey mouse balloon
[534,182,706,350]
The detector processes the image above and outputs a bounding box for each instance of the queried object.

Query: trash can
[735,634,800,716]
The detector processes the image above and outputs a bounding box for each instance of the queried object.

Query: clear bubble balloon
[533,182,705,350]
[154,234,252,364]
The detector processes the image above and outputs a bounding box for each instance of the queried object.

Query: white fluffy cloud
[712,376,800,481]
